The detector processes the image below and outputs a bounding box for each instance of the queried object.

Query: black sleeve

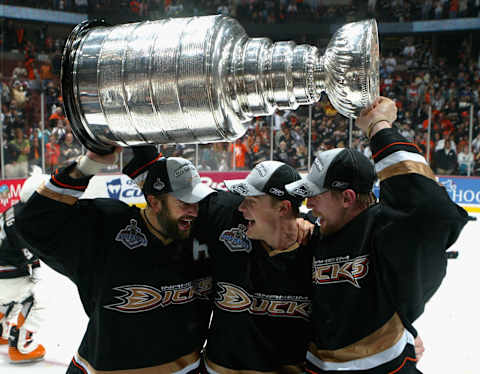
[14,164,111,283]
[122,145,161,180]
[196,190,245,244]
[370,128,469,325]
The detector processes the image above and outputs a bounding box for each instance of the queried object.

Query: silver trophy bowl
[61,16,379,154]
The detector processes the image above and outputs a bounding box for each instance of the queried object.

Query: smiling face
[238,195,278,241]
[155,193,199,240]
[306,190,346,236]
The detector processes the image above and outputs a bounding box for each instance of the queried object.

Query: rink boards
[1,172,479,213]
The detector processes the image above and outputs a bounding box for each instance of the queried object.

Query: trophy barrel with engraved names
[61,16,379,154]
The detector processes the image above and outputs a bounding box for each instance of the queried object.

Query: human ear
[147,195,162,213]
[279,200,291,216]
[342,189,357,208]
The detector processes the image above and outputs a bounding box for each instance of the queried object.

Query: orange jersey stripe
[72,357,88,374]
[388,356,417,374]
[130,154,162,178]
[51,174,87,191]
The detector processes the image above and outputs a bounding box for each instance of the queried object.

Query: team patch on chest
[115,219,148,249]
[312,254,369,288]
[104,277,212,313]
[219,224,252,253]
[215,282,310,320]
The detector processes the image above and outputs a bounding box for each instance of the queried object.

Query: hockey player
[285,97,469,373]
[122,152,424,373]
[0,174,47,363]
[197,161,313,373]
[15,149,216,373]
[118,146,315,373]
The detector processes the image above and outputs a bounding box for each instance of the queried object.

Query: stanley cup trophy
[61,15,379,154]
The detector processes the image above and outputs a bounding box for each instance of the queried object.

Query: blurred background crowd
[1,0,480,179]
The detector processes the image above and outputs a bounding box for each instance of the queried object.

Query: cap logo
[269,187,284,197]
[174,164,197,178]
[255,164,267,178]
[230,183,249,195]
[292,185,309,197]
[314,158,324,172]
[153,178,165,191]
[331,181,349,189]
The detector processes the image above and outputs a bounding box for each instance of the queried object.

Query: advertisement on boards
[2,172,479,213]
[437,176,480,212]
[0,179,25,213]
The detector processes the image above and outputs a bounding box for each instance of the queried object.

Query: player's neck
[263,219,298,253]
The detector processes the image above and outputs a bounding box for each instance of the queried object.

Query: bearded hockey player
[15,148,216,373]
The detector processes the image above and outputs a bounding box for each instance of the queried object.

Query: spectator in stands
[435,131,457,151]
[472,132,480,154]
[39,61,53,81]
[212,143,230,171]
[48,106,65,127]
[449,0,459,18]
[59,132,82,167]
[45,134,60,173]
[292,144,308,170]
[229,139,248,170]
[5,128,30,178]
[274,140,295,167]
[400,123,415,142]
[197,158,212,171]
[51,118,67,144]
[422,0,433,18]
[199,144,218,170]
[11,62,27,81]
[434,138,457,174]
[0,74,11,105]
[250,136,269,166]
[28,132,42,170]
[457,143,474,175]
[434,1,444,18]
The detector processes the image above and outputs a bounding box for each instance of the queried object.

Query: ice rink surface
[1,212,479,374]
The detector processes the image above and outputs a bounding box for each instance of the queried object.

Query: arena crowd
[1,0,480,178]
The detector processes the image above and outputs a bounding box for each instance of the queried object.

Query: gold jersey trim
[74,350,201,374]
[309,313,405,363]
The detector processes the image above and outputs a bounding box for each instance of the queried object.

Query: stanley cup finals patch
[219,224,252,253]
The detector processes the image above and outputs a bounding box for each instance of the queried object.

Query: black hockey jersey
[308,129,469,366]
[197,191,312,373]
[15,165,212,373]
[0,203,40,279]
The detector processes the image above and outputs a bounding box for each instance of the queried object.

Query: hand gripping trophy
[61,15,379,154]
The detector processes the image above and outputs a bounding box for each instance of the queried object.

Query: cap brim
[171,182,216,204]
[224,179,265,197]
[285,175,327,198]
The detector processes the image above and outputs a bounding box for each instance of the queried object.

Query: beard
[156,208,193,241]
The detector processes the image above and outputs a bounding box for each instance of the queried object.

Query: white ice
[1,213,479,373]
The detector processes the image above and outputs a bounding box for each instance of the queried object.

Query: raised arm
[15,148,121,278]
[357,97,469,326]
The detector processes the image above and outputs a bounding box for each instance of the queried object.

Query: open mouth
[178,216,194,231]
[247,219,256,230]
